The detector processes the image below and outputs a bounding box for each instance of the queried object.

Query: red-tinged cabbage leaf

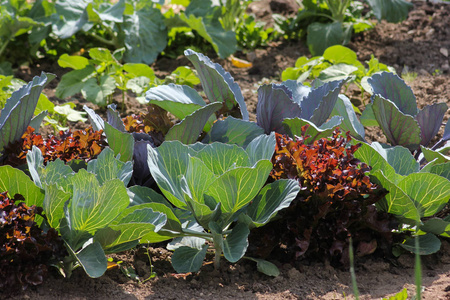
[0,192,66,297]
[256,84,301,134]
[416,103,448,146]
[298,79,345,126]
[256,79,345,136]
[372,95,421,151]
[368,72,418,116]
[368,72,448,150]
[184,49,249,121]
[0,72,54,154]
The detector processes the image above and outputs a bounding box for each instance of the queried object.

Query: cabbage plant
[0,72,54,163]
[144,134,300,275]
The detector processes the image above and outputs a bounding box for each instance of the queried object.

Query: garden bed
[7,0,450,299]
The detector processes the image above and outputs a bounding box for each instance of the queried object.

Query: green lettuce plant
[143,135,299,275]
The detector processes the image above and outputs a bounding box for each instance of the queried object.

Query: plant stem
[415,230,422,299]
[214,247,222,270]
[349,237,360,300]
[89,32,117,47]
[181,228,213,240]
[0,36,12,59]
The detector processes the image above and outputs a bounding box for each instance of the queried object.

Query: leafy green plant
[20,146,167,278]
[0,72,55,163]
[235,13,276,50]
[276,0,413,55]
[143,136,299,275]
[281,45,395,98]
[56,47,199,107]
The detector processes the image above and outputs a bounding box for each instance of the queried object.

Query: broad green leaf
[29,110,47,131]
[95,0,125,23]
[89,48,117,64]
[205,160,273,214]
[106,104,126,132]
[372,95,421,150]
[87,147,133,186]
[123,6,167,64]
[397,172,450,218]
[58,54,89,70]
[0,72,55,152]
[147,141,196,209]
[420,218,450,236]
[223,223,249,263]
[126,76,150,94]
[168,236,207,251]
[400,233,440,255]
[43,183,71,229]
[370,143,419,176]
[307,22,345,56]
[245,132,276,166]
[331,94,365,141]
[184,155,218,203]
[185,49,248,121]
[360,103,379,127]
[123,63,155,79]
[247,258,280,277]
[146,83,205,119]
[322,45,359,65]
[203,117,264,148]
[421,146,450,164]
[165,102,222,144]
[104,122,134,162]
[425,162,450,181]
[368,72,418,116]
[246,179,300,228]
[67,169,129,234]
[171,245,208,273]
[66,240,107,278]
[195,143,249,175]
[369,170,418,222]
[354,143,401,183]
[283,116,342,144]
[318,64,358,82]
[52,0,89,39]
[179,6,236,59]
[81,75,116,106]
[128,185,172,207]
[366,0,413,23]
[54,103,88,122]
[56,66,95,99]
[0,165,45,207]
[96,207,167,253]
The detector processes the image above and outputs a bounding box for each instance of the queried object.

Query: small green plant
[282,45,395,100]
[275,0,412,55]
[235,14,276,50]
[144,136,300,275]
[56,47,199,107]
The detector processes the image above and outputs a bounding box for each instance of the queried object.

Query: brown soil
[10,0,450,299]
